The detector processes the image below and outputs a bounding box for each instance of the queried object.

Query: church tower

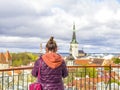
[40,43,43,53]
[70,23,79,57]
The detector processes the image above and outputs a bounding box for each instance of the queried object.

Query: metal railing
[0,66,120,90]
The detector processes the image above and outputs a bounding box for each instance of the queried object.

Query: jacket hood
[42,53,63,69]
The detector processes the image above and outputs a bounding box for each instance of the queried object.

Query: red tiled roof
[75,59,90,65]
[92,58,104,65]
[5,50,12,61]
[0,51,12,64]
[0,53,7,64]
[68,77,110,89]
[89,63,97,66]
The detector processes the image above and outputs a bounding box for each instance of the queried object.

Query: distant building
[70,23,79,57]
[66,23,79,66]
[78,50,86,57]
[75,59,91,66]
[36,43,43,56]
[0,50,12,69]
[92,58,104,66]
[65,54,75,66]
[5,50,12,66]
[40,43,43,54]
[74,58,105,66]
[66,23,86,66]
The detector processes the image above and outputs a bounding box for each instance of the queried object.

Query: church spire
[71,22,78,44]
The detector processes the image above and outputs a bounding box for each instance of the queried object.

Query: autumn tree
[12,52,38,67]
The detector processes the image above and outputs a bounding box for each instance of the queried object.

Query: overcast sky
[0,0,120,53]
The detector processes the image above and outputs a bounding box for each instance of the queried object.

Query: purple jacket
[32,56,68,90]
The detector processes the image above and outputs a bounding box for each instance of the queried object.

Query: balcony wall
[0,66,120,90]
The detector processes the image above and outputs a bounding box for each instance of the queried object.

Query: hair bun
[50,36,54,41]
[46,36,57,52]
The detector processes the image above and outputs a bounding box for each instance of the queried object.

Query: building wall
[0,64,9,69]
[67,61,74,66]
[70,44,79,57]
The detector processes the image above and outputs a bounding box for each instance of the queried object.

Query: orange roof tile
[75,60,90,65]
[0,53,7,64]
[89,63,97,66]
[68,77,110,89]
[92,58,104,65]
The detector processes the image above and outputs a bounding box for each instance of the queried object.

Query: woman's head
[46,36,57,52]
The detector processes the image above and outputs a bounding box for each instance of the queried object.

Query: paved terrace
[0,66,120,90]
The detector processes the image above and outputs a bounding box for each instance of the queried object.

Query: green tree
[112,57,120,64]
[87,68,97,78]
[12,59,23,67]
[75,67,97,78]
[11,52,38,67]
[27,53,38,62]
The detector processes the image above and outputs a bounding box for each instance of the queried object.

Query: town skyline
[0,0,120,53]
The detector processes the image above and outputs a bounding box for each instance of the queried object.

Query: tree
[12,59,23,67]
[112,57,120,64]
[75,67,97,78]
[11,52,38,67]
[87,68,97,78]
[27,53,38,62]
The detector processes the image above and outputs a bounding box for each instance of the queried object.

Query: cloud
[0,36,69,53]
[0,0,120,53]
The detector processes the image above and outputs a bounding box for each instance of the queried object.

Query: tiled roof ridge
[0,53,7,64]
[5,50,12,61]
[0,50,12,64]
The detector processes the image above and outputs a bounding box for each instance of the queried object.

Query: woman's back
[32,36,68,90]
[32,54,68,90]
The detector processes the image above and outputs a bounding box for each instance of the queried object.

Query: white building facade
[70,23,79,57]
